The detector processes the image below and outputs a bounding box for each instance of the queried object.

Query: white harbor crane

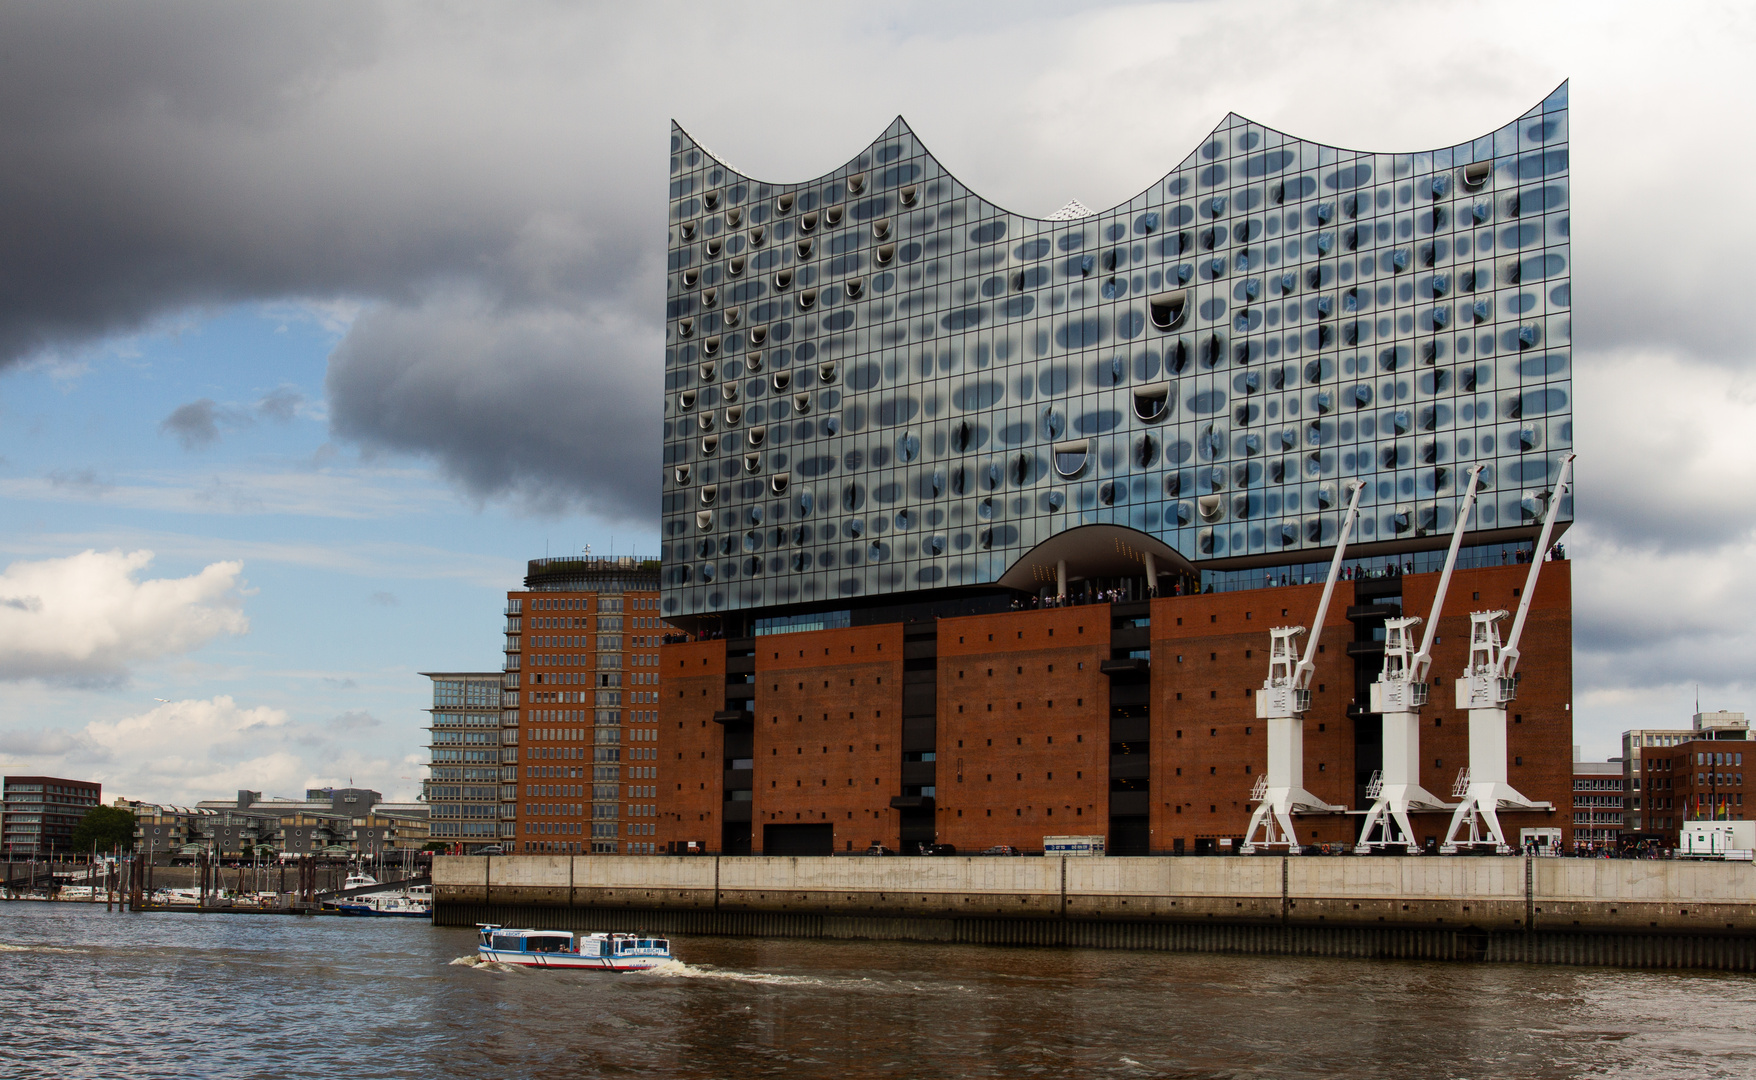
[1440,452,1575,854]
[1355,465,1484,854]
[1240,481,1364,855]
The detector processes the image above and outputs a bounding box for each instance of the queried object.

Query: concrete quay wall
[436,855,1756,941]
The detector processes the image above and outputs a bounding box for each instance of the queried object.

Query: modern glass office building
[662,84,1570,623]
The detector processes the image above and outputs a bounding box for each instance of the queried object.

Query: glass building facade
[662,83,1571,622]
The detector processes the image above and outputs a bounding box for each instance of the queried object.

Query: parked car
[916,843,957,856]
[981,845,1023,856]
[865,844,894,856]
[474,845,505,856]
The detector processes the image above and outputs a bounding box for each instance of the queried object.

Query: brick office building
[2,776,102,855]
[655,87,1578,856]
[509,556,673,855]
[1623,712,1749,847]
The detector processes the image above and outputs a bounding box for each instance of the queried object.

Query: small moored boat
[476,925,671,971]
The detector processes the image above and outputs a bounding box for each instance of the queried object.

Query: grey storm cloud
[257,385,305,422]
[6,1,1756,741]
[160,398,225,449]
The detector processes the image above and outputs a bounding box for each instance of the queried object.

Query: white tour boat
[330,882,432,919]
[476,925,671,971]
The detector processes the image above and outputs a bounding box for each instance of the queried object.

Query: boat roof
[481,928,573,938]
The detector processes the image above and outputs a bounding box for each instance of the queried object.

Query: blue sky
[0,303,648,802]
[2,1,1754,802]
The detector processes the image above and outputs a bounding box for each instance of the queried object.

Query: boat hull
[333,903,431,918]
[476,948,666,972]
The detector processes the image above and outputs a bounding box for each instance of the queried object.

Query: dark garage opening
[763,823,834,856]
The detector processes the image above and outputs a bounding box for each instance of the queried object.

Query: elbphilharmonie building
[661,84,1570,627]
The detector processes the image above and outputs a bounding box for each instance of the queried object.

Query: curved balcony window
[678,390,697,412]
[818,361,837,383]
[705,237,722,258]
[673,465,691,485]
[774,269,793,291]
[825,206,844,227]
[699,484,718,506]
[770,472,789,495]
[696,411,715,432]
[1133,382,1171,422]
[872,218,891,240]
[771,371,791,392]
[776,192,795,213]
[793,393,811,414]
[696,511,713,531]
[678,318,695,338]
[796,238,814,259]
[1461,162,1491,189]
[798,288,818,310]
[703,189,721,211]
[703,335,721,357]
[701,287,718,309]
[749,225,766,247]
[747,425,767,448]
[682,268,699,287]
[700,435,718,456]
[846,172,866,195]
[744,452,761,474]
[723,307,741,328]
[1148,290,1188,331]
[1198,495,1225,522]
[748,325,767,345]
[899,185,917,206]
[1052,439,1089,478]
[845,278,864,300]
[699,362,716,383]
[728,256,745,278]
[745,350,763,372]
[799,211,819,234]
[725,406,742,427]
[726,207,742,227]
[874,243,895,266]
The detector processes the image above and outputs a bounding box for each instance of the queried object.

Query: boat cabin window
[528,935,571,953]
[491,935,521,951]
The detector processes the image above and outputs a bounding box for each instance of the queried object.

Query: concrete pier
[434,855,1756,970]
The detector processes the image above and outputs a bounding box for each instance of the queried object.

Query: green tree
[70,805,136,853]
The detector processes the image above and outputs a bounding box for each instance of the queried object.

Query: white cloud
[0,696,421,804]
[0,549,249,683]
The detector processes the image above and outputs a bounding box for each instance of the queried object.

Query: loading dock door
[763,823,834,856]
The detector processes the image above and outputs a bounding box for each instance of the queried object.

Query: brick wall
[661,640,727,851]
[750,624,904,853]
[935,607,1111,851]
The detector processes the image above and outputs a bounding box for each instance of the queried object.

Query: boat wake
[450,956,526,973]
[635,960,824,986]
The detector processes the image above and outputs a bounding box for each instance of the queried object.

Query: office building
[506,555,670,854]
[655,83,1575,854]
[1571,756,1623,850]
[423,673,514,853]
[2,776,101,855]
[1622,712,1750,847]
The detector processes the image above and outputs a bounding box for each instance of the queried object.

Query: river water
[2,902,1753,1079]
